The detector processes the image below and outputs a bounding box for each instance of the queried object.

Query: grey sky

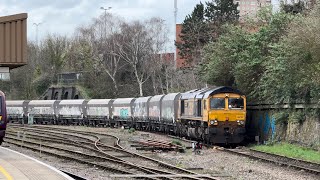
[0,0,201,51]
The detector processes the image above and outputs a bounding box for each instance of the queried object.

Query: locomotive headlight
[237,120,245,125]
[210,120,218,126]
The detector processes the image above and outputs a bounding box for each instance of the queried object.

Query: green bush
[128,128,135,133]
[273,111,289,124]
[171,139,182,146]
[289,111,305,124]
[32,74,52,97]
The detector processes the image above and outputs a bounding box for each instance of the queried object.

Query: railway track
[223,148,320,175]
[6,124,219,180]
[166,133,320,175]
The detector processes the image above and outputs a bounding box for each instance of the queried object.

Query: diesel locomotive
[7,86,246,144]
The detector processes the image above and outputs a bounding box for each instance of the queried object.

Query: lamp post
[100,7,112,39]
[33,22,42,46]
[100,6,112,16]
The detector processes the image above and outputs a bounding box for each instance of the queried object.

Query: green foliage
[176,162,184,168]
[32,75,52,97]
[176,0,239,64]
[0,80,11,98]
[205,0,239,23]
[260,4,320,104]
[289,111,305,124]
[75,85,90,99]
[41,35,68,72]
[273,111,289,125]
[34,66,41,78]
[128,128,135,133]
[281,1,305,14]
[171,139,182,146]
[252,142,320,163]
[200,25,247,86]
[202,8,294,101]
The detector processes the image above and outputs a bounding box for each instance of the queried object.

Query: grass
[251,142,320,163]
[171,139,182,146]
[128,128,135,133]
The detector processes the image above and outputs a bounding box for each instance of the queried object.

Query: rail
[7,125,219,180]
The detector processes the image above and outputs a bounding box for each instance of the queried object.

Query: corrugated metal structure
[0,13,28,69]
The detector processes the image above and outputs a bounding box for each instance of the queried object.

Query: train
[7,86,246,144]
[0,90,7,145]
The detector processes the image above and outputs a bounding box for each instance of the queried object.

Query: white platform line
[0,146,74,180]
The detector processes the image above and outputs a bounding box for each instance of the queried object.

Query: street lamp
[100,7,112,39]
[33,22,42,46]
[100,6,112,16]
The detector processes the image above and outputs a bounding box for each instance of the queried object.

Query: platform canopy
[0,13,28,80]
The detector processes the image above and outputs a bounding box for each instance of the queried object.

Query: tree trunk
[111,77,119,97]
[158,74,165,94]
[152,71,157,95]
[133,65,144,97]
[139,81,143,97]
[165,68,169,93]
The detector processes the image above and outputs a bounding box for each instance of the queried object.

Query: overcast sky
[0,0,202,52]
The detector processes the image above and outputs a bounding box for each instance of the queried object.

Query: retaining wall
[246,104,320,150]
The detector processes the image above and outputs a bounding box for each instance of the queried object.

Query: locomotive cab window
[228,98,244,109]
[210,98,225,109]
[180,100,185,115]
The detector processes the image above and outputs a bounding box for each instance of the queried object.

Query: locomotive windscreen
[210,98,225,109]
[228,98,244,109]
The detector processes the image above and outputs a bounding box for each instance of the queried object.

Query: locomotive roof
[180,86,242,100]
[180,87,212,100]
[202,86,243,98]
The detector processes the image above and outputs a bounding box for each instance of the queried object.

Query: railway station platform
[0,147,73,180]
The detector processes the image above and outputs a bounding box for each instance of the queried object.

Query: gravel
[4,125,319,180]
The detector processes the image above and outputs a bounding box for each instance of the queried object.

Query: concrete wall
[42,86,82,100]
[247,105,320,150]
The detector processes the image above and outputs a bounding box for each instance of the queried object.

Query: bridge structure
[0,13,28,80]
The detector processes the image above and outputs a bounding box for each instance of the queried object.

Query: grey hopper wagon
[58,99,87,125]
[112,98,135,128]
[86,99,114,126]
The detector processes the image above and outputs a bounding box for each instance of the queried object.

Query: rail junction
[5,124,225,179]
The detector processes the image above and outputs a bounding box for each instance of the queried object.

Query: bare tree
[115,21,152,96]
[94,14,127,97]
[145,18,169,94]
[75,14,127,97]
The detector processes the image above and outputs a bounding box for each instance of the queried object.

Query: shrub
[128,128,135,133]
[289,111,305,124]
[171,139,182,146]
[273,111,289,124]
